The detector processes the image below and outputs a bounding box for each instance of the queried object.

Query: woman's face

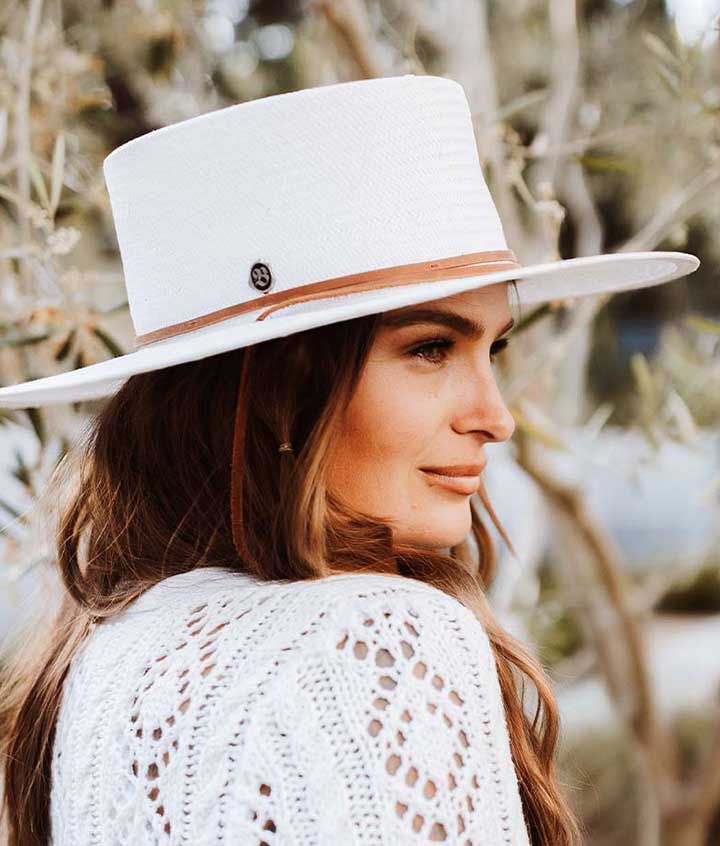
[326,281,516,550]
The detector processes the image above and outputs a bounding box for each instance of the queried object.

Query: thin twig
[15,0,45,296]
[620,158,720,252]
[311,0,385,78]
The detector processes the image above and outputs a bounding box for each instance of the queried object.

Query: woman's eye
[408,338,454,365]
[407,336,511,366]
[490,337,510,362]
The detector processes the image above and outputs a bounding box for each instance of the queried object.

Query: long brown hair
[0,288,584,845]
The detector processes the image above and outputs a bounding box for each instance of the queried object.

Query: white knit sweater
[50,566,531,845]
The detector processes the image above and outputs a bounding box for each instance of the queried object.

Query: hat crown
[102,74,509,338]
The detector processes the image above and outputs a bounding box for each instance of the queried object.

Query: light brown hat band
[134,248,520,348]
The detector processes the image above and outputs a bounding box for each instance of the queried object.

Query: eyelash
[408,336,511,366]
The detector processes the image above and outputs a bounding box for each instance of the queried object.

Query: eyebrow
[378,308,515,340]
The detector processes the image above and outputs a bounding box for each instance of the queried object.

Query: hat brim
[0,251,700,408]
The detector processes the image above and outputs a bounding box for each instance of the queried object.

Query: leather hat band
[134,248,520,348]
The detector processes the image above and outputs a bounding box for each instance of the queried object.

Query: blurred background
[1,0,719,843]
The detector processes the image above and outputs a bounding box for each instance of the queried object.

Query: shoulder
[263,572,501,714]
[84,567,494,698]
[115,566,483,641]
[294,570,490,651]
[297,569,482,624]
[177,568,485,646]
[260,574,526,844]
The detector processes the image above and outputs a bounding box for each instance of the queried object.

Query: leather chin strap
[229,345,254,562]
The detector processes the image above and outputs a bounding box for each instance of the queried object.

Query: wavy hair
[0,284,583,845]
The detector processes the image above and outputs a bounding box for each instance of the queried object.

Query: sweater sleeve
[262,583,531,846]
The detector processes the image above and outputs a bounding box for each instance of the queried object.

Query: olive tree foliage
[0,1,719,843]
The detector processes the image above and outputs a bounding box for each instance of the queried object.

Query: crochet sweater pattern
[50,566,531,845]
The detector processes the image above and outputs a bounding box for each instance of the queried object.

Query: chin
[398,507,472,551]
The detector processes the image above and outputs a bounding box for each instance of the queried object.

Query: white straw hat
[0,74,700,409]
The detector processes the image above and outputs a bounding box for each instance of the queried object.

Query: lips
[419,464,485,477]
[419,461,486,495]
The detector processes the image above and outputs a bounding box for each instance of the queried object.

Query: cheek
[327,357,441,513]
[338,362,431,461]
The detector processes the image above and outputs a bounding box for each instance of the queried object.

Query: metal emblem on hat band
[249,262,273,293]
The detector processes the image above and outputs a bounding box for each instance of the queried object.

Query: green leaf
[642,31,683,70]
[684,314,720,336]
[91,325,125,358]
[98,300,129,316]
[0,408,17,426]
[25,406,46,446]
[584,402,615,439]
[511,403,573,452]
[577,155,632,173]
[54,328,76,362]
[511,302,551,334]
[0,495,22,521]
[653,62,682,96]
[3,331,52,348]
[665,388,697,444]
[630,353,658,409]
[27,151,50,210]
[637,416,662,451]
[0,184,23,205]
[56,436,72,468]
[12,449,32,488]
[49,132,66,219]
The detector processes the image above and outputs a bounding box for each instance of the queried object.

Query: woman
[0,74,699,846]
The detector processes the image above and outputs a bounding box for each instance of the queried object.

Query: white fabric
[50,567,531,845]
[0,73,700,409]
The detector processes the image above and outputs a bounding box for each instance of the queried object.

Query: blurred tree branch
[309,0,385,77]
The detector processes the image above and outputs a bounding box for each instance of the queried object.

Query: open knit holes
[128,601,230,841]
[250,783,276,846]
[336,609,476,844]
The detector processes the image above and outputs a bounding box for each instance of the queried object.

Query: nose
[453,367,516,443]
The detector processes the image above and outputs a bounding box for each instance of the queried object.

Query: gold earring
[278,441,293,454]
